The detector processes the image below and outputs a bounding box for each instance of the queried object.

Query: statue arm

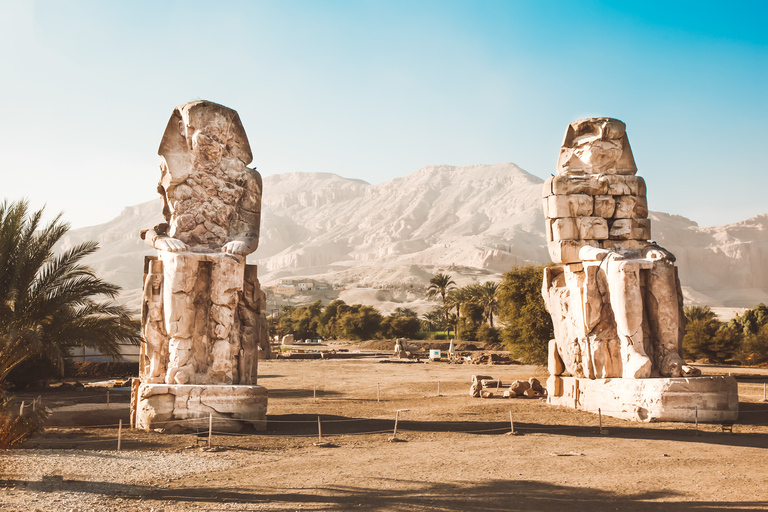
[578,245,614,261]
[223,169,261,256]
[140,224,188,253]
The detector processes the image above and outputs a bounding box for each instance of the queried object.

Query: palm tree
[445,286,471,340]
[0,199,141,384]
[477,281,499,328]
[426,273,456,324]
[684,305,716,323]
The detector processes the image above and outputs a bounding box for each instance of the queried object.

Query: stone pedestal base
[131,383,267,433]
[547,375,738,423]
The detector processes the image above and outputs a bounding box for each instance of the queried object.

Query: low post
[313,384,317,404]
[393,410,400,439]
[437,381,440,397]
[377,383,380,402]
[318,416,322,442]
[107,390,110,408]
[509,410,515,434]
[208,412,213,448]
[389,409,410,442]
[598,408,608,435]
[19,401,24,416]
[117,419,122,452]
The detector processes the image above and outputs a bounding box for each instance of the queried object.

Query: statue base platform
[131,382,267,433]
[546,375,738,423]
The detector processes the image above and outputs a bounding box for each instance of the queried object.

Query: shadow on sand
[3,476,766,511]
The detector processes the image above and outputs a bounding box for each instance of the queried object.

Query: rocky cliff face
[58,163,768,310]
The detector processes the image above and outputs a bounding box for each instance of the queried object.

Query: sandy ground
[2,359,768,511]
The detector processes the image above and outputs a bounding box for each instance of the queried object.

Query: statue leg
[208,255,245,384]
[647,260,685,377]
[161,252,198,385]
[606,259,652,379]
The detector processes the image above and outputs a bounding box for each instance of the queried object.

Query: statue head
[557,117,637,175]
[157,100,253,189]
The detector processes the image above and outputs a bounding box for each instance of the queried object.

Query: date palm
[445,286,472,340]
[0,199,141,384]
[477,281,499,328]
[426,273,456,326]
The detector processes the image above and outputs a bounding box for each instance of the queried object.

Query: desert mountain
[58,163,768,312]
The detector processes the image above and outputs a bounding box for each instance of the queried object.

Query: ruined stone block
[546,194,594,218]
[609,218,651,240]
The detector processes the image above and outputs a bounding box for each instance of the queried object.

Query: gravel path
[0,449,271,511]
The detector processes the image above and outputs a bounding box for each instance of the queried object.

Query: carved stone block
[609,218,651,240]
[613,195,648,219]
[578,217,609,240]
[546,194,594,218]
[593,195,616,218]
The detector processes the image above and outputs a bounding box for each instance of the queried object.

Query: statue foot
[660,353,685,377]
[622,351,652,379]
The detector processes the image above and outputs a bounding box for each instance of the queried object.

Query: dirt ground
[3,359,768,511]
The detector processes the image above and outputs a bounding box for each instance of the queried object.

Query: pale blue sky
[1,0,766,228]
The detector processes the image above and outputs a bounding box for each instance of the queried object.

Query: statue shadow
[265,412,768,449]
[3,476,766,511]
[266,389,343,399]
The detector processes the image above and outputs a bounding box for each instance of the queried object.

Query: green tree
[426,273,456,323]
[475,281,499,328]
[497,265,553,365]
[737,323,768,365]
[339,305,383,340]
[682,306,720,361]
[729,303,768,336]
[420,309,444,333]
[0,200,140,384]
[445,286,470,340]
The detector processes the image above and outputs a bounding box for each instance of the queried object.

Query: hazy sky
[2,0,766,228]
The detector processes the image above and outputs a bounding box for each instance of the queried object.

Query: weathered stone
[609,218,651,240]
[509,380,531,394]
[529,377,544,393]
[523,388,537,397]
[540,117,737,423]
[550,174,609,196]
[547,239,600,264]
[604,175,646,196]
[132,101,269,433]
[613,195,648,219]
[548,339,565,376]
[578,217,609,240]
[135,383,267,432]
[551,218,579,240]
[557,118,637,175]
[547,376,738,423]
[546,194,594,218]
[593,195,616,218]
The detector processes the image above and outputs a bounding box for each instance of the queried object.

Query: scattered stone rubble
[470,375,547,399]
